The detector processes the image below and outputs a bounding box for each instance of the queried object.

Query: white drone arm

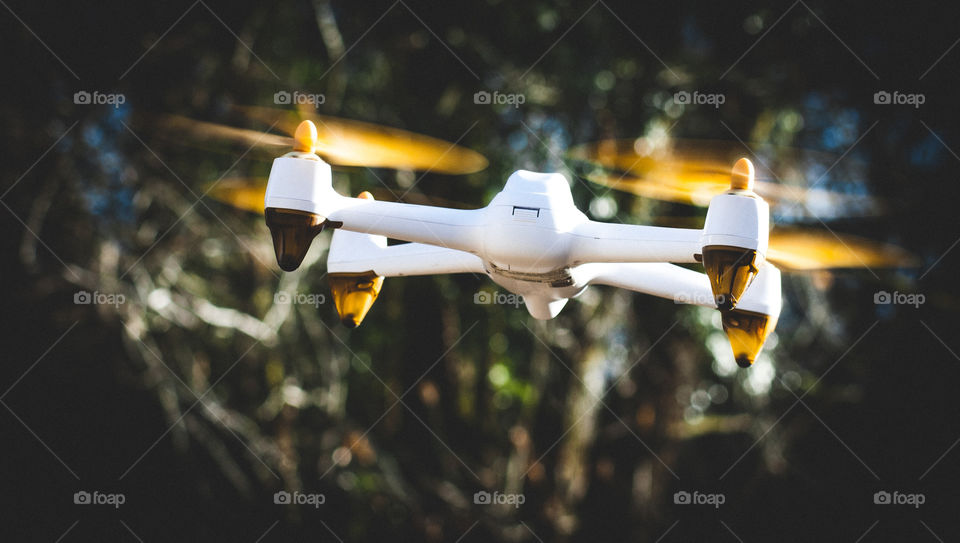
[569,221,703,264]
[581,262,714,306]
[266,156,484,254]
[583,261,781,315]
[327,228,485,277]
[327,198,484,254]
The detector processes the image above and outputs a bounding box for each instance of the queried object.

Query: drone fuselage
[265,153,780,365]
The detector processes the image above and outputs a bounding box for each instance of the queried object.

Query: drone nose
[265,208,326,271]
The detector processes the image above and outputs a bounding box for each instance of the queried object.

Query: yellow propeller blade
[571,139,881,212]
[235,105,488,174]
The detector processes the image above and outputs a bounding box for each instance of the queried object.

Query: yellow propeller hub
[292,120,319,153]
[328,191,385,328]
[730,157,754,191]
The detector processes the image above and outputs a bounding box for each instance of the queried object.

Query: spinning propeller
[152,106,489,174]
[568,138,881,215]
[569,138,916,272]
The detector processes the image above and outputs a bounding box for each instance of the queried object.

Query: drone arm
[328,231,485,277]
[327,197,484,255]
[583,261,782,316]
[582,262,715,307]
[264,156,484,257]
[569,221,703,265]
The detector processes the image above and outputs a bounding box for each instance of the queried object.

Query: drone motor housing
[722,309,779,368]
[264,153,338,271]
[328,271,384,328]
[700,162,769,311]
[719,263,781,367]
[326,191,386,327]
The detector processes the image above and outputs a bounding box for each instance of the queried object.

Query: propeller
[148,114,293,151]
[765,228,918,271]
[149,107,488,175]
[645,217,917,271]
[570,138,914,271]
[569,138,881,215]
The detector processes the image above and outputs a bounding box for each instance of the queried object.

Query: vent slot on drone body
[512,206,540,221]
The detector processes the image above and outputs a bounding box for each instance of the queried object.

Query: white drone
[262,120,780,368]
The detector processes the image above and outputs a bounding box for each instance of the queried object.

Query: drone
[260,120,777,368]
[160,107,914,369]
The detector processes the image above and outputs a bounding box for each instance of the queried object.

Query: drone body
[263,121,780,367]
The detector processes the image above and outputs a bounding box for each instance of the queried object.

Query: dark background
[2,0,959,541]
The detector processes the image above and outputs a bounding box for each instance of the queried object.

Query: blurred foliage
[2,0,960,541]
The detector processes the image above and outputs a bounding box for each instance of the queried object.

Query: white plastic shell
[264,156,336,215]
[701,192,769,258]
